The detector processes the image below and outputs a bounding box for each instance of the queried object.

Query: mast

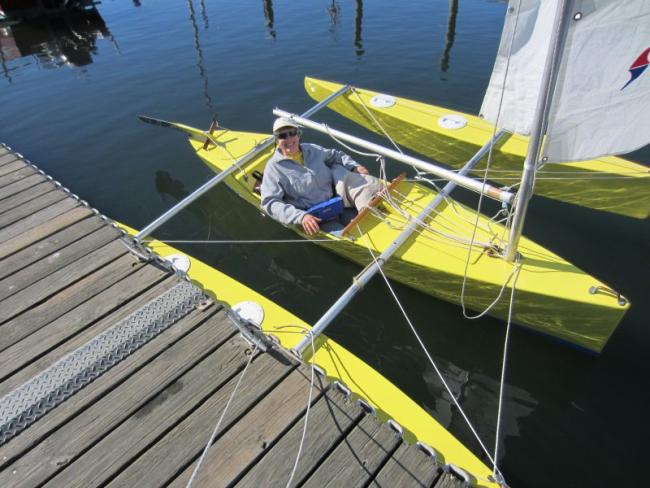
[503,0,571,262]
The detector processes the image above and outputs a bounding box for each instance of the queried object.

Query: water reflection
[440,0,458,72]
[327,0,340,32]
[186,0,216,121]
[354,0,364,57]
[262,0,276,39]
[0,8,110,80]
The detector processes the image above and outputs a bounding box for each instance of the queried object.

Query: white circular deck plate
[164,254,191,273]
[438,114,467,130]
[232,301,265,327]
[370,94,396,108]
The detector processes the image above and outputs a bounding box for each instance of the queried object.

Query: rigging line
[356,225,503,476]
[144,238,340,244]
[460,0,522,318]
[368,205,497,250]
[323,123,384,159]
[393,213,496,249]
[186,345,258,488]
[351,88,405,155]
[386,189,502,239]
[284,326,317,488]
[493,261,521,481]
[472,168,649,175]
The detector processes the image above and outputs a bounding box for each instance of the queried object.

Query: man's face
[276,127,300,157]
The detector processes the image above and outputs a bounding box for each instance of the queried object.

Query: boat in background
[304,77,650,220]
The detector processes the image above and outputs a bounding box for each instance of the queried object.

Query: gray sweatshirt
[260,143,360,225]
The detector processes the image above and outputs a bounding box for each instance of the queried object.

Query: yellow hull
[305,77,650,220]
[183,128,628,354]
[120,224,498,488]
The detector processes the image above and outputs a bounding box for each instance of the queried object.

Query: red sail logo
[622,47,650,90]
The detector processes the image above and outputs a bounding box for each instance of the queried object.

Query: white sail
[479,0,560,136]
[481,0,650,163]
[542,1,650,163]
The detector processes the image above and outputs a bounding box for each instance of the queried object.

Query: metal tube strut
[293,129,507,354]
[135,85,351,241]
[272,109,514,205]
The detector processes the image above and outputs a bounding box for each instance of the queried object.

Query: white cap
[273,117,299,133]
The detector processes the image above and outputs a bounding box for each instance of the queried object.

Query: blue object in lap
[306,196,344,222]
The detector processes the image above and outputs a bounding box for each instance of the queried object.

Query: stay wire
[356,225,503,477]
[279,326,317,488]
[493,259,521,482]
[142,238,338,244]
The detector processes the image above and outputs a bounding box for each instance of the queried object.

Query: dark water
[2,1,648,486]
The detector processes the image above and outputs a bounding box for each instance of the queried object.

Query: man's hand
[301,214,321,235]
[354,165,369,175]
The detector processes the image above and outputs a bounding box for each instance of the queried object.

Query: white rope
[322,123,385,159]
[459,0,522,320]
[357,226,503,477]
[492,261,521,481]
[283,326,317,488]
[186,346,257,488]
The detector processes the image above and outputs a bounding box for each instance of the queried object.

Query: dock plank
[236,387,365,488]
[0,152,17,167]
[370,442,439,488]
[0,274,177,396]
[0,181,57,215]
[0,239,127,325]
[0,261,169,383]
[0,197,80,244]
[0,173,48,202]
[0,160,27,177]
[0,225,120,302]
[0,216,106,281]
[0,253,148,352]
[0,166,36,189]
[0,189,69,229]
[0,207,94,259]
[0,305,227,486]
[107,349,297,488]
[166,364,317,488]
[302,414,402,488]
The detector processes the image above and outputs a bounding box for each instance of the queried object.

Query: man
[261,117,383,235]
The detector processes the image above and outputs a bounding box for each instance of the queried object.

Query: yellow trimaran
[134,63,642,485]
[138,74,633,355]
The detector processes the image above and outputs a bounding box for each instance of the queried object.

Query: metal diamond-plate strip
[0,281,205,445]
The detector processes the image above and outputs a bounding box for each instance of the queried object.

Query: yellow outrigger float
[137,105,629,354]
[122,227,498,487]
[304,77,650,220]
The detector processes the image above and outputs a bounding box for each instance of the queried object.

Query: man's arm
[322,146,369,174]
[260,164,306,225]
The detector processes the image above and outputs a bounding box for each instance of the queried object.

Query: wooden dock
[0,144,471,487]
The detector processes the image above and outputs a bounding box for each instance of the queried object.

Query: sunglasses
[276,130,298,140]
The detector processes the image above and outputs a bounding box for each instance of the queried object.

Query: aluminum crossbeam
[272,109,514,205]
[136,85,351,241]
